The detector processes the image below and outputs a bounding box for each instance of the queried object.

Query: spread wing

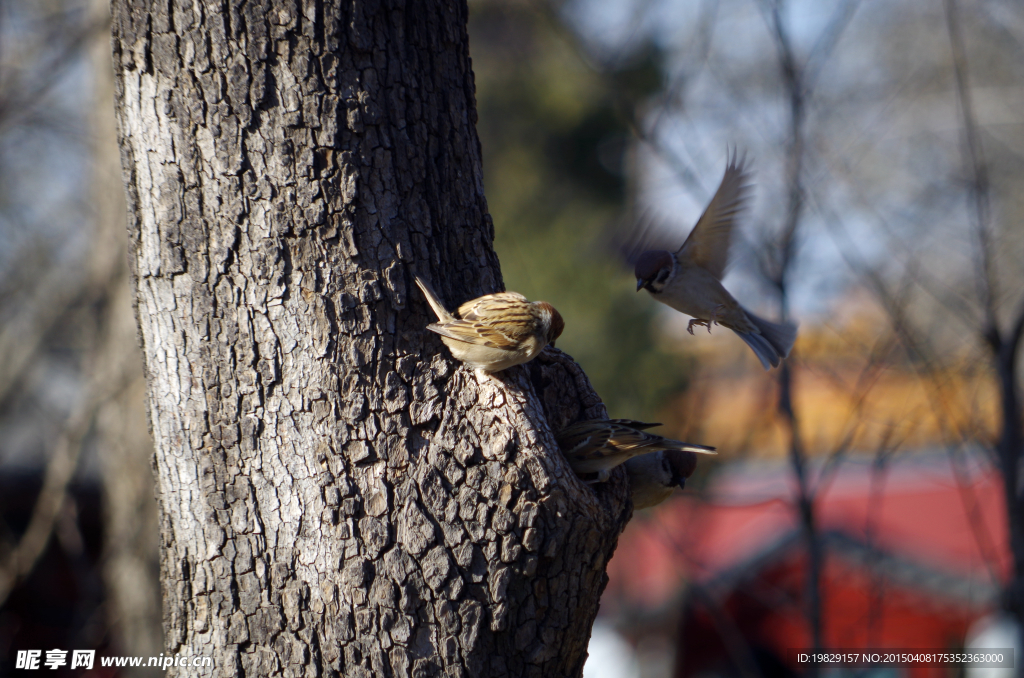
[677,153,752,280]
[610,209,686,267]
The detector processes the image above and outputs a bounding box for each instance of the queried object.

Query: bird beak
[636,279,644,292]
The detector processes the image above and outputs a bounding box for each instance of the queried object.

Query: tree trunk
[111,2,630,677]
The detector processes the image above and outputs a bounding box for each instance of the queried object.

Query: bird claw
[687,318,711,335]
[698,305,726,334]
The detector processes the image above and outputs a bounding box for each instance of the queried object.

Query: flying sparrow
[625,449,698,509]
[556,418,715,484]
[631,154,797,370]
[415,276,564,379]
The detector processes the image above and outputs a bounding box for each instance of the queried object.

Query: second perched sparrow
[625,450,698,509]
[415,276,564,379]
[632,154,797,370]
[556,419,715,483]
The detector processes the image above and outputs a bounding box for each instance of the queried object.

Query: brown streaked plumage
[556,418,715,484]
[415,277,564,378]
[632,152,797,370]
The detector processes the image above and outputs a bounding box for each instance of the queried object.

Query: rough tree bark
[111,2,630,677]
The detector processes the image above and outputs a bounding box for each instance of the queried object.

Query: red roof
[604,452,1009,612]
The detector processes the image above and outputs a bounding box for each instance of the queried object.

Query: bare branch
[803,0,863,92]
[0,262,90,404]
[1008,297,1024,363]
[647,516,765,678]
[944,0,998,336]
[0,365,129,606]
[949,446,1004,586]
[0,11,109,137]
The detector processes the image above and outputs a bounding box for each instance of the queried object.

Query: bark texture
[111,2,630,677]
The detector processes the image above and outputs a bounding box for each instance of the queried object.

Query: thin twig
[943,0,997,335]
[0,367,129,606]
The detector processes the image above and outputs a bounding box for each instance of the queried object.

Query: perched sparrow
[556,418,715,483]
[631,154,797,370]
[415,276,564,378]
[625,449,698,509]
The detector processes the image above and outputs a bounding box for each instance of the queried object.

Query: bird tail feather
[733,310,798,370]
[667,442,717,455]
[749,311,797,358]
[414,277,455,324]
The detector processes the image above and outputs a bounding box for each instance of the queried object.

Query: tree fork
[111,1,629,676]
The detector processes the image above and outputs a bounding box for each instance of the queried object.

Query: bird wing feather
[676,153,751,280]
[611,210,685,267]
[426,320,521,350]
[605,424,665,453]
[606,419,661,430]
[556,420,717,466]
[457,291,529,320]
[427,291,536,350]
[556,423,613,457]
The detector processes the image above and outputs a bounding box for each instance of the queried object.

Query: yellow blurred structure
[668,289,998,457]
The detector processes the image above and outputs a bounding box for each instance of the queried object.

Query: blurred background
[0,0,1021,676]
